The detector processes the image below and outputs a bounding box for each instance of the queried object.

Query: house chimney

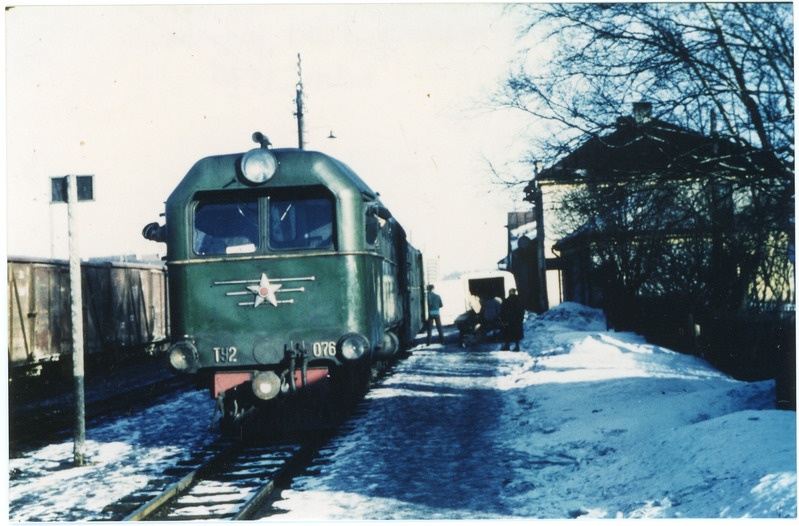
[633,102,652,124]
[710,109,718,136]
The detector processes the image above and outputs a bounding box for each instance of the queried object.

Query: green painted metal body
[163,147,424,376]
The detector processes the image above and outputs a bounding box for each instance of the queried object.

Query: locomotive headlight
[167,340,199,373]
[251,371,282,400]
[240,148,278,184]
[338,333,370,361]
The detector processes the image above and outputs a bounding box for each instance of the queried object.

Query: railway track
[110,437,323,521]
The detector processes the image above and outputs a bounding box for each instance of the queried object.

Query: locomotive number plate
[214,346,238,363]
[312,341,337,358]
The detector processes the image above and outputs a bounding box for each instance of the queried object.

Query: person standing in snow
[426,284,445,345]
[500,288,525,351]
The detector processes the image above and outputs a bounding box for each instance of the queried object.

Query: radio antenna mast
[295,53,305,150]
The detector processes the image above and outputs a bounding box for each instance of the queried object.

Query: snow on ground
[7,390,218,522]
[270,302,796,520]
[5,302,797,521]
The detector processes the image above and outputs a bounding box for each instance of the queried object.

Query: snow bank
[531,300,608,331]
[495,302,796,519]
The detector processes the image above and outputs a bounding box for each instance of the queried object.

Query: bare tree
[503,3,793,170]
[499,2,794,315]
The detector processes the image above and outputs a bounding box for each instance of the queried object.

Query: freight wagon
[7,257,169,379]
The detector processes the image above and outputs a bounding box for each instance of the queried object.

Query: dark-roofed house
[516,103,794,398]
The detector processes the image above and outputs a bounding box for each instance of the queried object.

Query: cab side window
[365,204,391,247]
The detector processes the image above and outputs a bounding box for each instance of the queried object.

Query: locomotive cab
[144,133,423,430]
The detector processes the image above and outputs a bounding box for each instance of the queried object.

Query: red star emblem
[246,273,282,307]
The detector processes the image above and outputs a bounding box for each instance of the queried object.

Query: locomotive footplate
[212,367,330,399]
[212,367,346,436]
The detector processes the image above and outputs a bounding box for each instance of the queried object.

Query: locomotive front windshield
[194,197,259,255]
[193,189,335,256]
[269,195,333,250]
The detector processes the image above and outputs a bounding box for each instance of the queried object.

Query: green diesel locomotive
[144,133,425,431]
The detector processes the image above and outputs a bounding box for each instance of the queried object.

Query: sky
[5,2,536,277]
[8,301,795,520]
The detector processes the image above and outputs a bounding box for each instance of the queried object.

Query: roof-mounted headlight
[240,148,277,184]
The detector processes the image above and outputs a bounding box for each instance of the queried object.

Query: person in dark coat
[500,288,525,351]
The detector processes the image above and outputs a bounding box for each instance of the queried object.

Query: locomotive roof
[169,147,381,203]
